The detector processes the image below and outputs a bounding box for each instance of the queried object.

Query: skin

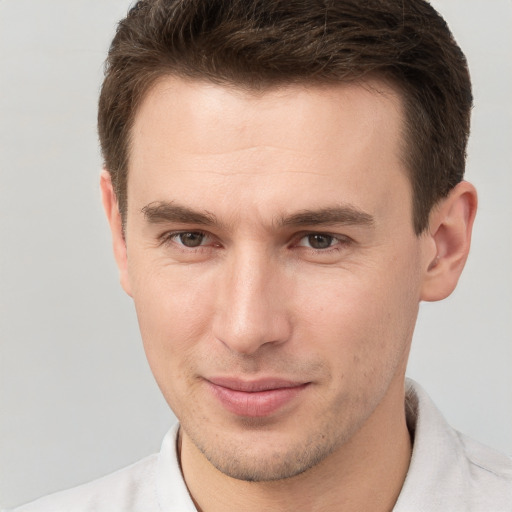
[102,77,477,511]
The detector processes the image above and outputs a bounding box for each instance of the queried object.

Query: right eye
[173,231,208,248]
[161,230,213,249]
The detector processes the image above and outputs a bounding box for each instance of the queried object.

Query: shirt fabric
[9,380,512,511]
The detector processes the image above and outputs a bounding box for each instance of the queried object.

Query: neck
[180,377,411,512]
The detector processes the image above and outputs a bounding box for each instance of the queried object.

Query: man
[10,0,511,510]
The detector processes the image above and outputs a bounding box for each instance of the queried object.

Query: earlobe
[100,170,132,297]
[420,181,477,302]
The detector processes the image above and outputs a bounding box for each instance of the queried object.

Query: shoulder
[457,430,512,507]
[396,379,512,511]
[8,454,160,512]
[8,424,195,512]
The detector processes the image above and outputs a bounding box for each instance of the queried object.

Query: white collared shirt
[9,380,512,511]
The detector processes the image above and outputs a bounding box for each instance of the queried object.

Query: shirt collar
[394,378,473,510]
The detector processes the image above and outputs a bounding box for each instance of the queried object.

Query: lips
[206,377,309,417]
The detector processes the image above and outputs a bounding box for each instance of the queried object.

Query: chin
[191,426,343,482]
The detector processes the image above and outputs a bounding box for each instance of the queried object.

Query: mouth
[205,377,310,417]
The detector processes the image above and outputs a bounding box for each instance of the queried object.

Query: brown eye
[178,232,205,247]
[306,234,334,249]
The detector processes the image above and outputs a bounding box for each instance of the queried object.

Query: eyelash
[295,233,351,251]
[160,230,214,250]
[159,230,352,253]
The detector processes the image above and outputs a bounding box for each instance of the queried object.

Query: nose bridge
[213,243,290,354]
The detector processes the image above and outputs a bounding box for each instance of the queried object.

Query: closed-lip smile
[205,377,310,417]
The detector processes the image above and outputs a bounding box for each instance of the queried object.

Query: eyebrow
[141,201,374,229]
[141,201,218,226]
[278,206,374,228]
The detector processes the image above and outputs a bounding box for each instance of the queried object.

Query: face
[115,77,431,481]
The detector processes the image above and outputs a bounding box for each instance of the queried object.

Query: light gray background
[1,0,511,508]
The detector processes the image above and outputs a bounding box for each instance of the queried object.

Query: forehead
[127,76,409,225]
[130,76,404,159]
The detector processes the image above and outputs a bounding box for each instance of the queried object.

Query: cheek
[129,260,216,382]
[291,259,420,371]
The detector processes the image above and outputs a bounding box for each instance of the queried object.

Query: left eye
[297,234,338,250]
[171,232,208,248]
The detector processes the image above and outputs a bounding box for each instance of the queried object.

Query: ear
[100,170,132,297]
[420,181,477,302]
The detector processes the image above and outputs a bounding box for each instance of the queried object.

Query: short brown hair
[98,0,472,234]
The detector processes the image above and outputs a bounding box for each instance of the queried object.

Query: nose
[212,247,291,355]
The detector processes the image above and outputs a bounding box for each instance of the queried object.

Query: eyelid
[159,229,212,248]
